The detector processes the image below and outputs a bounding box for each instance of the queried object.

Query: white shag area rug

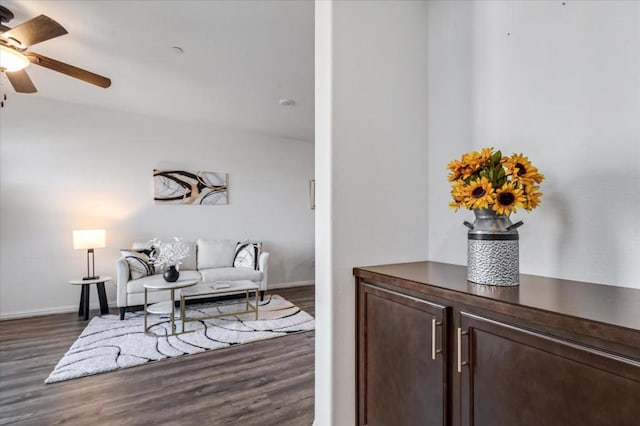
[45,295,314,384]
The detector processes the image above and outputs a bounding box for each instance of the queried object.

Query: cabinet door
[358,283,448,426]
[458,311,640,426]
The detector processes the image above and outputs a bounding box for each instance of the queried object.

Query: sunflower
[479,147,494,163]
[448,200,462,211]
[449,180,470,211]
[504,153,544,185]
[466,177,495,209]
[446,159,463,182]
[523,184,543,211]
[493,183,525,216]
[460,151,484,178]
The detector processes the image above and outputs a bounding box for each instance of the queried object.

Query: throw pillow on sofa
[197,239,237,269]
[233,242,261,270]
[120,249,155,280]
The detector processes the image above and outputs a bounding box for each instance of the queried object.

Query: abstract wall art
[153,169,228,205]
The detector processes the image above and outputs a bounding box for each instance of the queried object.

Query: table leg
[170,289,176,335]
[181,295,185,333]
[96,282,109,315]
[255,289,259,320]
[245,290,249,311]
[82,284,90,321]
[144,288,148,333]
[78,285,86,317]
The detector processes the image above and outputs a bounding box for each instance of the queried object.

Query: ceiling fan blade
[25,52,111,88]
[4,15,67,47]
[5,69,37,93]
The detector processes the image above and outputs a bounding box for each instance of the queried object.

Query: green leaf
[490,151,502,167]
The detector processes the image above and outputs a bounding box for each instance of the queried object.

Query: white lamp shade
[73,229,106,250]
[0,45,30,72]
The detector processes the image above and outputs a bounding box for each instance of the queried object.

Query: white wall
[0,97,315,318]
[427,0,640,287]
[315,1,429,424]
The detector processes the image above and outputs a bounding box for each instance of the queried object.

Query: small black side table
[69,276,112,321]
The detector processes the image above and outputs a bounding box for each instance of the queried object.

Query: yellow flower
[460,151,483,178]
[504,153,544,185]
[493,183,525,216]
[479,147,494,162]
[466,177,495,209]
[448,148,543,213]
[523,184,543,211]
[449,180,470,211]
[446,159,463,182]
[449,200,462,211]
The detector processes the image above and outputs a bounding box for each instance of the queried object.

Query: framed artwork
[154,169,228,205]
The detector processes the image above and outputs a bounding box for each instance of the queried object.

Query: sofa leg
[260,290,265,301]
[119,307,126,320]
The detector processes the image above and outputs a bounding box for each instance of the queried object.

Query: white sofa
[116,239,269,320]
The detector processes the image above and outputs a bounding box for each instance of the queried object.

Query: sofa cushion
[233,242,262,270]
[131,241,153,251]
[197,239,236,269]
[120,249,155,280]
[179,241,197,271]
[200,267,263,284]
[126,270,202,294]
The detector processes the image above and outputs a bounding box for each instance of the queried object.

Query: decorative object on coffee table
[447,147,544,286]
[163,265,179,282]
[149,237,190,283]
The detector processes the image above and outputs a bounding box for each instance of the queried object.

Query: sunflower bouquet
[447,147,544,216]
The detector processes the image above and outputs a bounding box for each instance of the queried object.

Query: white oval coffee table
[144,279,199,335]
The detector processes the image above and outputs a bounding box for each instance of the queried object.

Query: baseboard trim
[0,303,118,321]
[269,280,315,290]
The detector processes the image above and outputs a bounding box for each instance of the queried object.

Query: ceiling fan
[0,5,111,97]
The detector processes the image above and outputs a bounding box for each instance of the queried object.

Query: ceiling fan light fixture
[0,45,29,72]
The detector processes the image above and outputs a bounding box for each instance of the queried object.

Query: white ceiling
[1,0,314,141]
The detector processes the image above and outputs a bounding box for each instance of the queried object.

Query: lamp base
[82,275,100,281]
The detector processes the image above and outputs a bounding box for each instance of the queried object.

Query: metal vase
[464,208,522,286]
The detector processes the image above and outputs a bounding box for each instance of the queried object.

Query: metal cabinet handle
[457,327,469,373]
[431,318,443,360]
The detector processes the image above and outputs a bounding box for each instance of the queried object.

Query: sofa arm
[258,251,270,292]
[116,258,130,308]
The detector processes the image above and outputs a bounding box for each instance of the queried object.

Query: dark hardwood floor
[0,286,315,426]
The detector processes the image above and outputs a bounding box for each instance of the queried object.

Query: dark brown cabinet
[355,261,640,426]
[359,284,448,426]
[459,311,640,426]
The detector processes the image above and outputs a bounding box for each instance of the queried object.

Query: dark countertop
[354,261,640,332]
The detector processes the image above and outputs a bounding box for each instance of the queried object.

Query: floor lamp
[73,229,106,280]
